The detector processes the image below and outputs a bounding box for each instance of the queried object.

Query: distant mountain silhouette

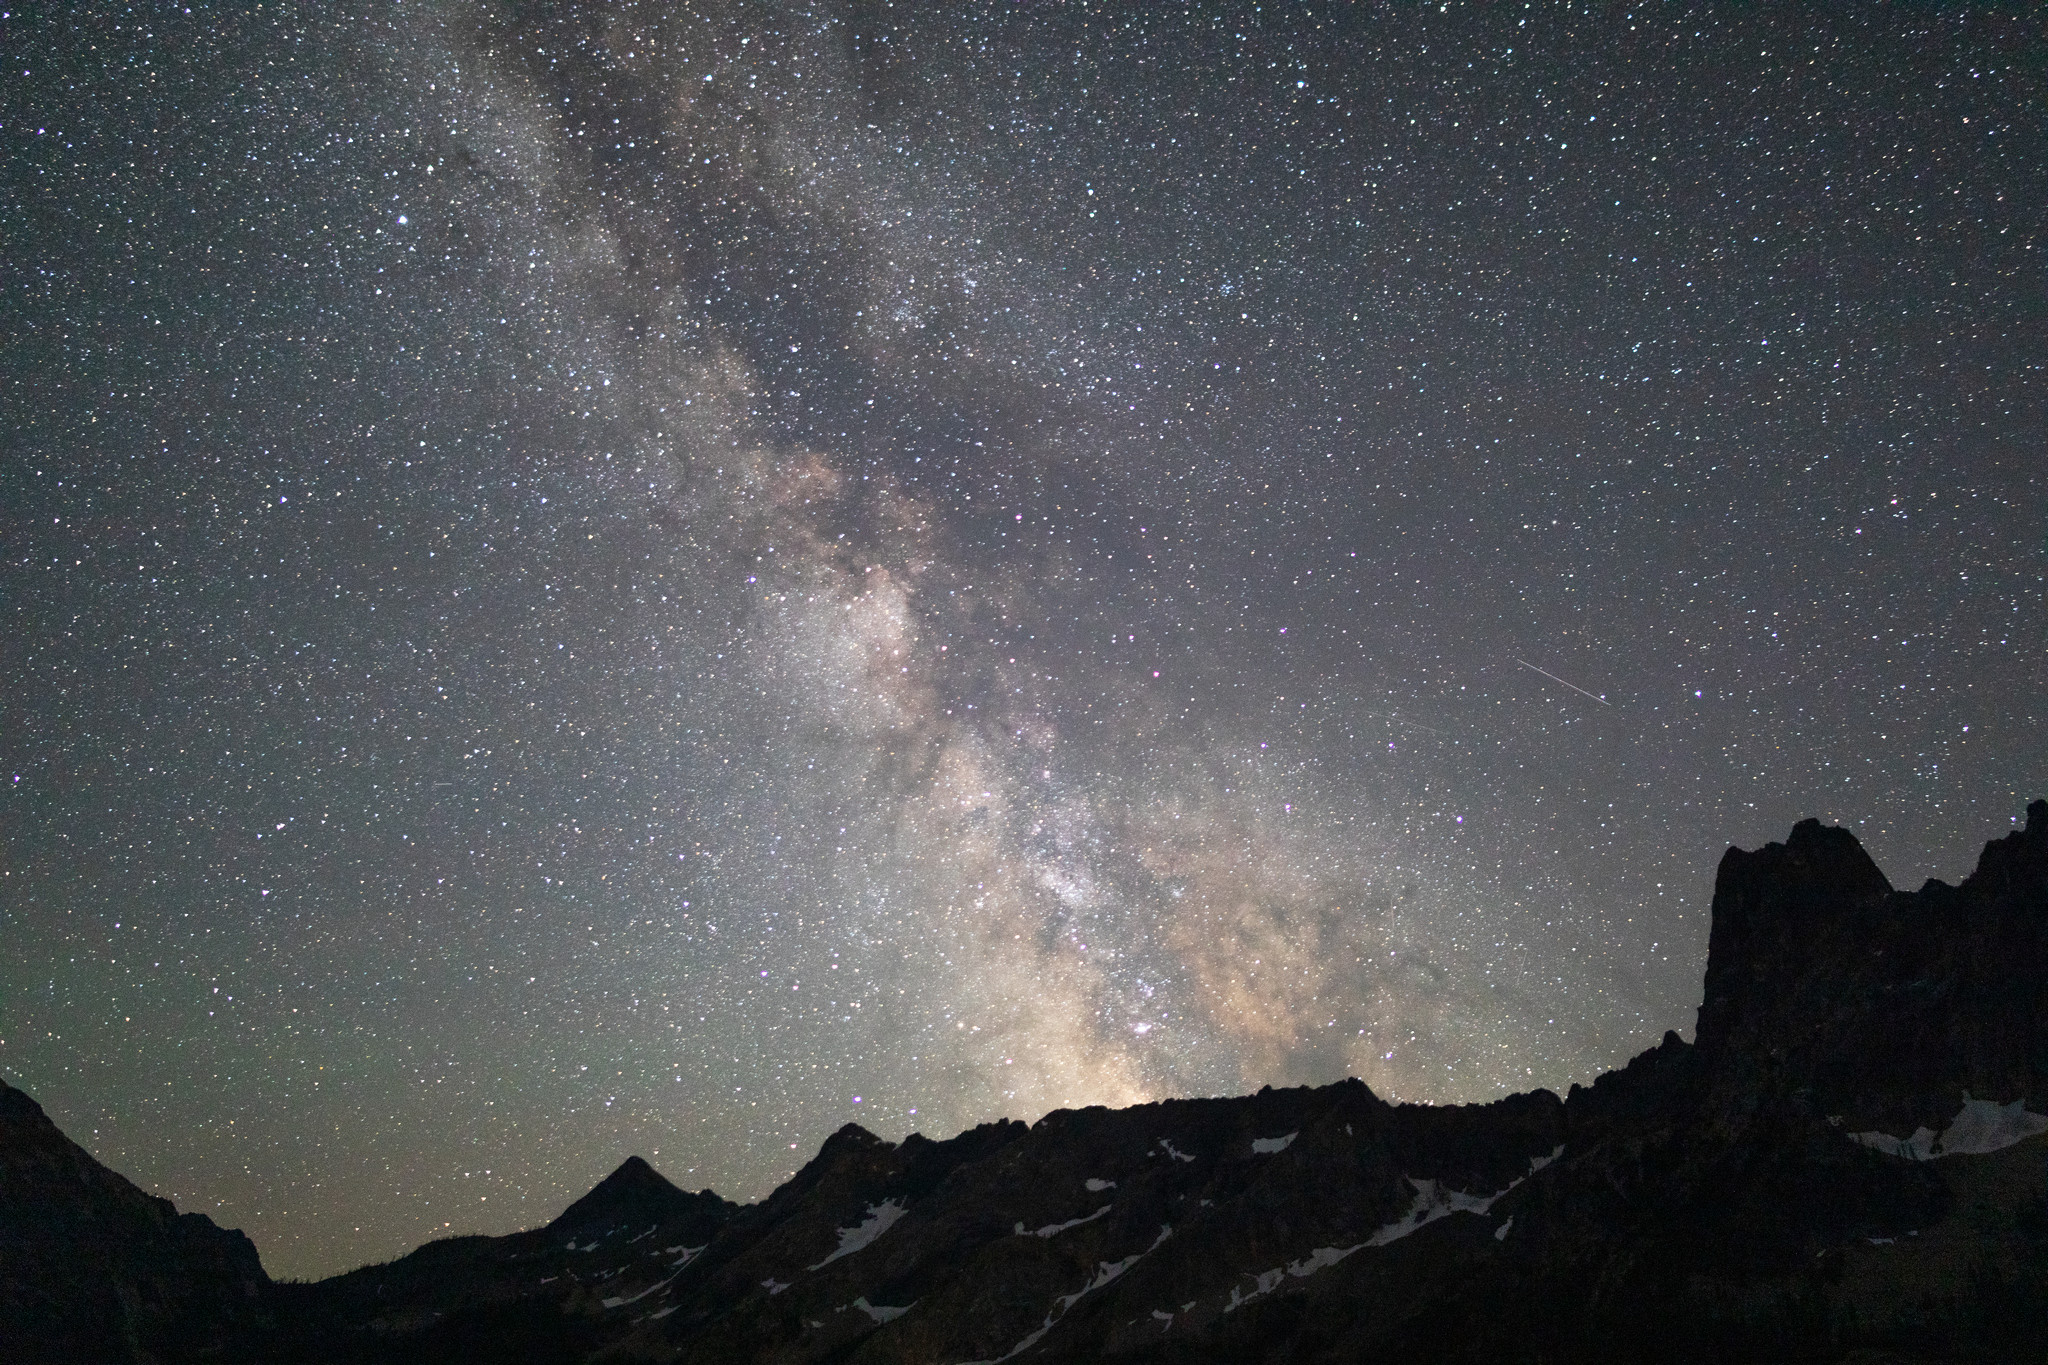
[5,801,2046,1363]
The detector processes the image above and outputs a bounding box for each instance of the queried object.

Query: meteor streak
[1515,659,1611,706]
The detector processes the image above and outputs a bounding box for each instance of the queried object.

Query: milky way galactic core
[5,3,2040,1279]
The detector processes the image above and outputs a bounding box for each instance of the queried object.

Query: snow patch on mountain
[1224,1161,1539,1314]
[850,1295,915,1323]
[1225,1267,1285,1311]
[601,1265,684,1309]
[1224,1243,1368,1312]
[1366,1177,1505,1246]
[1849,1096,2048,1161]
[809,1198,908,1269]
[1015,1202,1112,1238]
[958,1225,1172,1363]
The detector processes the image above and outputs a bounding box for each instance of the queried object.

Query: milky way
[5,3,2041,1279]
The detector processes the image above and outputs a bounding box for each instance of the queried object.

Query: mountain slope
[0,1080,270,1364]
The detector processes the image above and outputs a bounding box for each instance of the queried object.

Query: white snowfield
[1084,1177,1116,1192]
[1283,1244,1359,1277]
[1156,1137,1197,1163]
[957,1225,1173,1364]
[1368,1177,1505,1246]
[809,1198,909,1269]
[1848,1095,2048,1161]
[849,1295,915,1323]
[1250,1131,1299,1155]
[1015,1203,1112,1238]
[1225,1268,1287,1311]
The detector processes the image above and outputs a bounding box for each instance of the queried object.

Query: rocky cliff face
[6,802,2046,1364]
[1696,808,2048,1135]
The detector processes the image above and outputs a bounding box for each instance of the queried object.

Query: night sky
[5,2,2041,1282]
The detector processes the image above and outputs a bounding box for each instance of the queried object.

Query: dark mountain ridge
[6,802,2045,1363]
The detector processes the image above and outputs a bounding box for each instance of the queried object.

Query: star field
[3,2,2041,1280]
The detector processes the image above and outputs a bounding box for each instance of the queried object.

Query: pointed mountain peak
[821,1121,886,1154]
[546,1155,728,1238]
[598,1153,666,1188]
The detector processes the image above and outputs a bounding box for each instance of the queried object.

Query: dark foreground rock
[5,802,2046,1363]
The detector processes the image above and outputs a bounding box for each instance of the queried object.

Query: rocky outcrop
[6,801,2046,1363]
[1695,803,2048,1135]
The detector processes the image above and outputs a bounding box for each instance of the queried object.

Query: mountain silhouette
[5,801,2045,1363]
